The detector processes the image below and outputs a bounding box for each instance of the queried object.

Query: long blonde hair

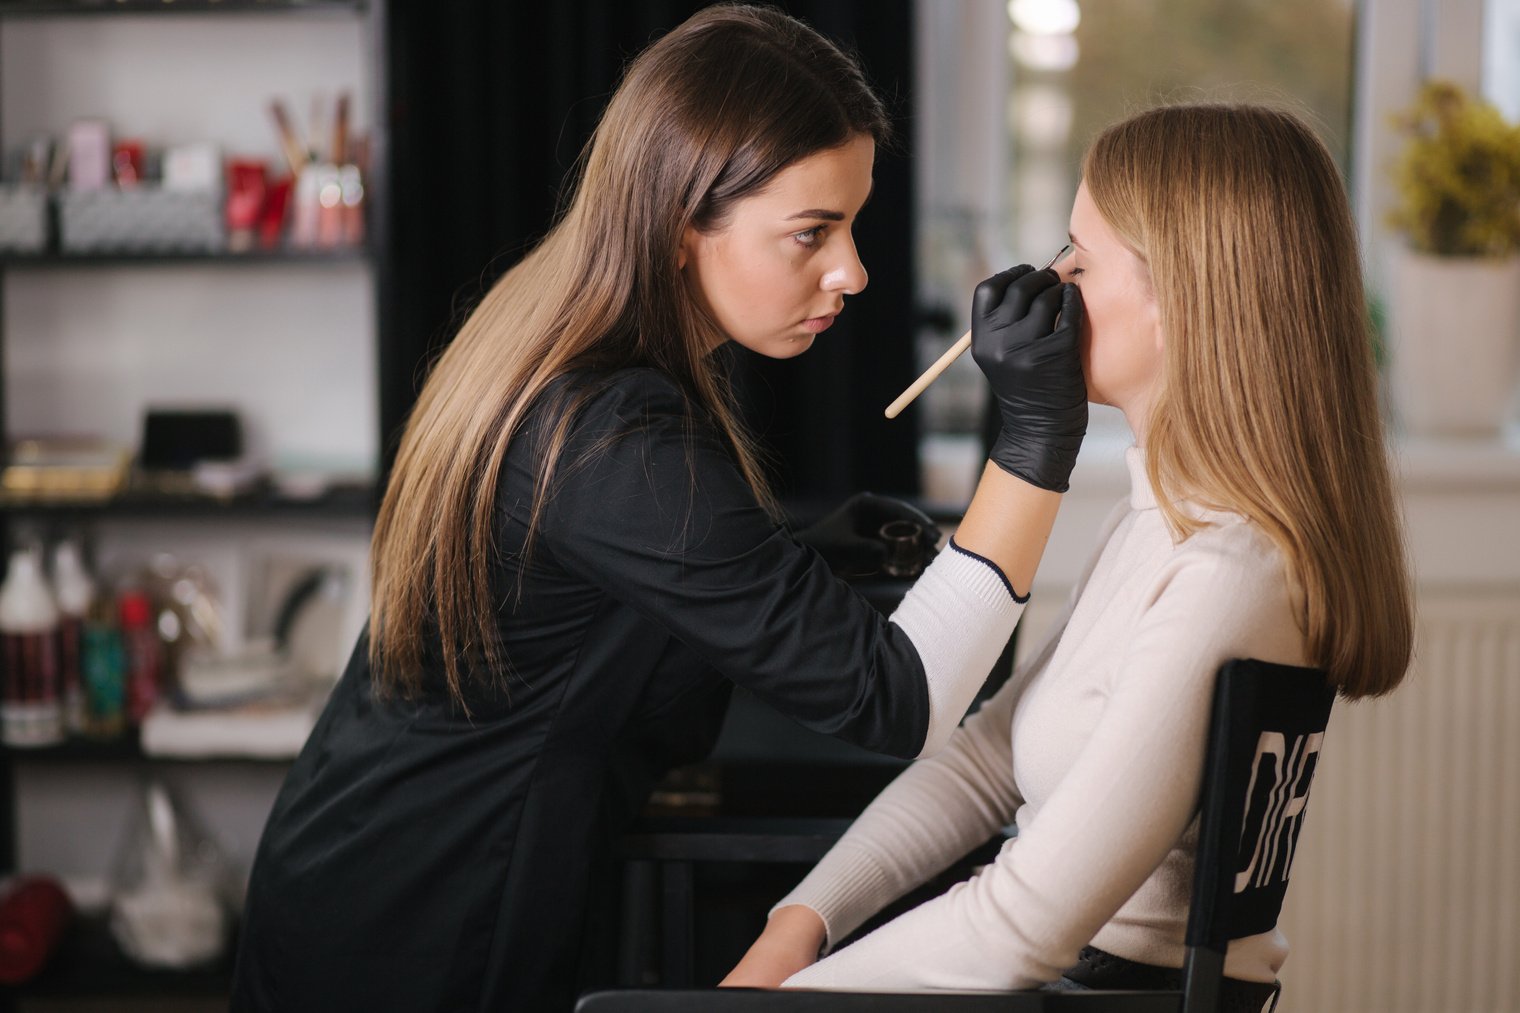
[1083,104,1412,698]
[369,5,890,703]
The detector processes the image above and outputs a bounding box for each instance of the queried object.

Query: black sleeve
[538,370,929,759]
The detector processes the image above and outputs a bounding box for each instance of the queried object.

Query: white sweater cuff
[769,844,899,953]
[890,543,1025,757]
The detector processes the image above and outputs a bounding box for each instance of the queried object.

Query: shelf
[17,912,233,999]
[0,0,364,16]
[1,733,143,764]
[0,482,377,520]
[0,246,372,268]
[0,0,387,999]
[2,727,297,764]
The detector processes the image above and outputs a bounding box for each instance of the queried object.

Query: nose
[821,234,868,295]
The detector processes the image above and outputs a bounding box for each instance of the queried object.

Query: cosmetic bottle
[51,538,94,736]
[118,588,162,725]
[80,598,126,740]
[0,543,64,747]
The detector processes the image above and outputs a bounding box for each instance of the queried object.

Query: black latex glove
[794,492,942,579]
[971,265,1088,493]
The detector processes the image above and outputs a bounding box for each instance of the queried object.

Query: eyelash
[1068,267,1085,277]
[792,226,826,248]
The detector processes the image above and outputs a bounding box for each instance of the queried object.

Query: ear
[677,225,701,271]
[1140,271,1164,351]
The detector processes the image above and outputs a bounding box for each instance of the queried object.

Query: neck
[1122,401,1151,447]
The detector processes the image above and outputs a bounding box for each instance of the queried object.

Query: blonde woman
[232,6,1087,1012]
[726,103,1413,1012]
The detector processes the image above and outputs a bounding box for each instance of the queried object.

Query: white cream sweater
[779,447,1311,992]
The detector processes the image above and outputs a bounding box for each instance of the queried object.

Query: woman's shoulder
[1137,512,1310,665]
[516,368,695,450]
[545,366,697,428]
[1149,511,1294,613]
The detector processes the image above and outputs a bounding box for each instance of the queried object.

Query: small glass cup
[879,520,927,578]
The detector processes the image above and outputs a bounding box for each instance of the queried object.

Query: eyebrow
[783,181,876,223]
[1068,231,1086,250]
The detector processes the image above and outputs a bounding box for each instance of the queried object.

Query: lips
[802,313,839,334]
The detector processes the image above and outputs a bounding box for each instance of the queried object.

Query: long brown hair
[1082,104,1413,698]
[369,5,890,703]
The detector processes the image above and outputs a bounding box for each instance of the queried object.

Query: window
[914,0,1356,504]
[1486,0,1520,122]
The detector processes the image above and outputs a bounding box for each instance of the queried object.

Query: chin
[759,335,816,359]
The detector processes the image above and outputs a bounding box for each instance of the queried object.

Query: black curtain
[382,0,919,502]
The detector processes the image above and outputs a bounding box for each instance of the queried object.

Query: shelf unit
[0,0,393,1005]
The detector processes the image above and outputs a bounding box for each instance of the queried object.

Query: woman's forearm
[953,462,1063,599]
[720,905,827,988]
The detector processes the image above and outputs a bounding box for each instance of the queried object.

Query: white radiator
[1275,591,1520,1012]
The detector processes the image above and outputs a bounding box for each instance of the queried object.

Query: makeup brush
[269,99,308,177]
[884,244,1071,420]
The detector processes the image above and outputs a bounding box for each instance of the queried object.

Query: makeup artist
[231,6,1085,1012]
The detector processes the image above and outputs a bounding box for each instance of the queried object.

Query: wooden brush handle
[884,329,971,419]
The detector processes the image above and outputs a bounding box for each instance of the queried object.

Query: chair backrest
[1182,658,1336,1012]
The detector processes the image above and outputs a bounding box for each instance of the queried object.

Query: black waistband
[1060,946,1280,1013]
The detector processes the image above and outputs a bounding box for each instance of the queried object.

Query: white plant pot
[1388,248,1520,438]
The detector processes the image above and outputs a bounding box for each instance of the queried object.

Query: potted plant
[1386,80,1520,437]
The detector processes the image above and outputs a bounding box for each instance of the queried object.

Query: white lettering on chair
[1235,731,1324,893]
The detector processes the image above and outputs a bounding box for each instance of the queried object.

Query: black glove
[794,492,942,579]
[970,265,1088,492]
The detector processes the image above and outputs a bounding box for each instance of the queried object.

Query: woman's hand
[719,905,827,988]
[971,266,1088,493]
